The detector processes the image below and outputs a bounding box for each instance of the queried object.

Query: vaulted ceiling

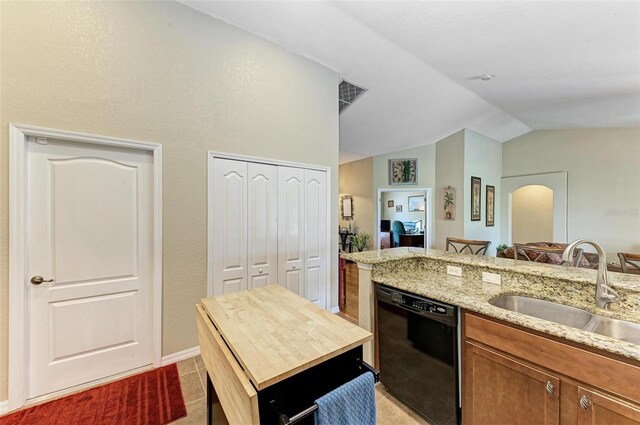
[180,1,640,163]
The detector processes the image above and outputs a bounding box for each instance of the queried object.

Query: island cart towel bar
[270,361,379,425]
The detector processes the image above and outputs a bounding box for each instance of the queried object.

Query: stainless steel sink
[585,317,640,345]
[489,295,593,329]
[489,295,640,345]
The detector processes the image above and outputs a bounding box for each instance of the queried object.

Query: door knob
[259,268,263,274]
[30,275,54,285]
[292,264,297,269]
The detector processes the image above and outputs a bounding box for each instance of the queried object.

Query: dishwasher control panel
[391,291,450,315]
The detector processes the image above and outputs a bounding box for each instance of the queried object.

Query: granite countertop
[342,248,640,362]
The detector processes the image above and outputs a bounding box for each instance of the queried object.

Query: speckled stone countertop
[341,248,640,362]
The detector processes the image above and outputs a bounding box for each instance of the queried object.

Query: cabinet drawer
[464,312,640,404]
[197,303,260,425]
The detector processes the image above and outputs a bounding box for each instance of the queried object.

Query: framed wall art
[486,185,495,227]
[471,176,481,221]
[443,186,456,221]
[389,158,417,185]
[408,195,425,212]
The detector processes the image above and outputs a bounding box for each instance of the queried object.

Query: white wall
[0,1,339,400]
[503,129,640,256]
[372,144,436,247]
[381,191,426,223]
[464,129,502,255]
[434,130,465,249]
[512,185,554,243]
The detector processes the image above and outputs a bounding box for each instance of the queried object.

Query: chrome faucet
[562,239,619,309]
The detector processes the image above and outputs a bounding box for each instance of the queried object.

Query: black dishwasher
[376,284,460,425]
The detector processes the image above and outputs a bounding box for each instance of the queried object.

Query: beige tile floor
[173,355,431,424]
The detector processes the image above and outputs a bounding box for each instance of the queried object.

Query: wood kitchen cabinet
[465,342,559,425]
[463,312,640,425]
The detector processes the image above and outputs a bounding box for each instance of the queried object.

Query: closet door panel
[213,158,248,295]
[304,170,327,307]
[248,163,278,288]
[278,167,305,295]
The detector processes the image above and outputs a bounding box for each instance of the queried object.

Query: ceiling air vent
[339,80,367,113]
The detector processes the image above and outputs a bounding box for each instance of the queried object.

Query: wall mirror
[341,195,354,220]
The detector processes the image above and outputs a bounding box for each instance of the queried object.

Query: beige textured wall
[503,129,640,256]
[372,144,437,248]
[0,1,339,400]
[512,185,554,243]
[381,191,425,223]
[339,158,373,247]
[434,130,465,249]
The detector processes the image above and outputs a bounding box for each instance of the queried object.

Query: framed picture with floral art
[389,159,417,185]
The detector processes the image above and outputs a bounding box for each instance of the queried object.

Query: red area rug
[0,364,187,425]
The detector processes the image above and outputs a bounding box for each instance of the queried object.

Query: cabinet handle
[580,395,591,410]
[545,381,555,396]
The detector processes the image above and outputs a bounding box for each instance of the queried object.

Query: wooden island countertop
[199,285,372,391]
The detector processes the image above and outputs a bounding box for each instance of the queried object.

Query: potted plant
[351,232,370,252]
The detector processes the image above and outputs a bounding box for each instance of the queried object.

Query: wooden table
[197,285,373,424]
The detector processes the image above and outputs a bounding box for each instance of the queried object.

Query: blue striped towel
[314,372,376,425]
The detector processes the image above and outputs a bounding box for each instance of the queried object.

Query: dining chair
[392,221,406,247]
[617,252,640,273]
[514,243,584,267]
[445,237,491,255]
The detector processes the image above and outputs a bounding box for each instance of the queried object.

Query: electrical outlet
[447,265,462,277]
[482,272,502,285]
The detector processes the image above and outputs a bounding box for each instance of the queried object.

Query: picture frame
[408,195,425,212]
[389,158,417,185]
[388,200,394,208]
[340,195,354,220]
[396,205,403,213]
[486,185,495,227]
[471,176,481,221]
[443,186,456,221]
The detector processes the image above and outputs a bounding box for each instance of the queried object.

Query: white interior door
[248,163,278,288]
[212,158,248,295]
[304,170,327,307]
[278,167,305,296]
[27,138,154,398]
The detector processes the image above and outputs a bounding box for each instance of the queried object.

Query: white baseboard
[0,400,8,415]
[330,306,340,314]
[161,346,200,366]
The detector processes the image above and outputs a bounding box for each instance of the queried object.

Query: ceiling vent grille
[339,80,367,113]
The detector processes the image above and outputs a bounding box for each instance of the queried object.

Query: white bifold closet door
[248,163,278,288]
[212,157,327,307]
[303,169,327,307]
[212,158,249,295]
[277,167,305,296]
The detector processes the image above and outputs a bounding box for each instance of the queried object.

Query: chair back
[446,237,491,255]
[514,244,584,267]
[618,252,640,273]
[391,221,406,247]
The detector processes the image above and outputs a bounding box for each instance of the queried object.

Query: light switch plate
[447,265,463,277]
[482,271,502,285]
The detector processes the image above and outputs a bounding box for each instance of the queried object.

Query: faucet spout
[562,239,619,309]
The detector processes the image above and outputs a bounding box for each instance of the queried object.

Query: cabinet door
[212,158,248,295]
[247,163,278,288]
[278,167,305,295]
[464,342,560,425]
[578,387,640,425]
[303,169,327,307]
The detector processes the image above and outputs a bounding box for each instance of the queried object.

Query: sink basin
[489,295,640,345]
[585,318,640,345]
[489,295,593,328]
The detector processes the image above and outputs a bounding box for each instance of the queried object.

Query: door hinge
[35,137,48,145]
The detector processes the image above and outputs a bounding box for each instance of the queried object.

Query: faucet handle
[600,283,620,303]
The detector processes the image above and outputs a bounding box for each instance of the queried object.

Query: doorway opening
[377,188,430,249]
[511,185,554,244]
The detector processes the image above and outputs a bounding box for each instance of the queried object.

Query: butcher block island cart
[196,285,377,425]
